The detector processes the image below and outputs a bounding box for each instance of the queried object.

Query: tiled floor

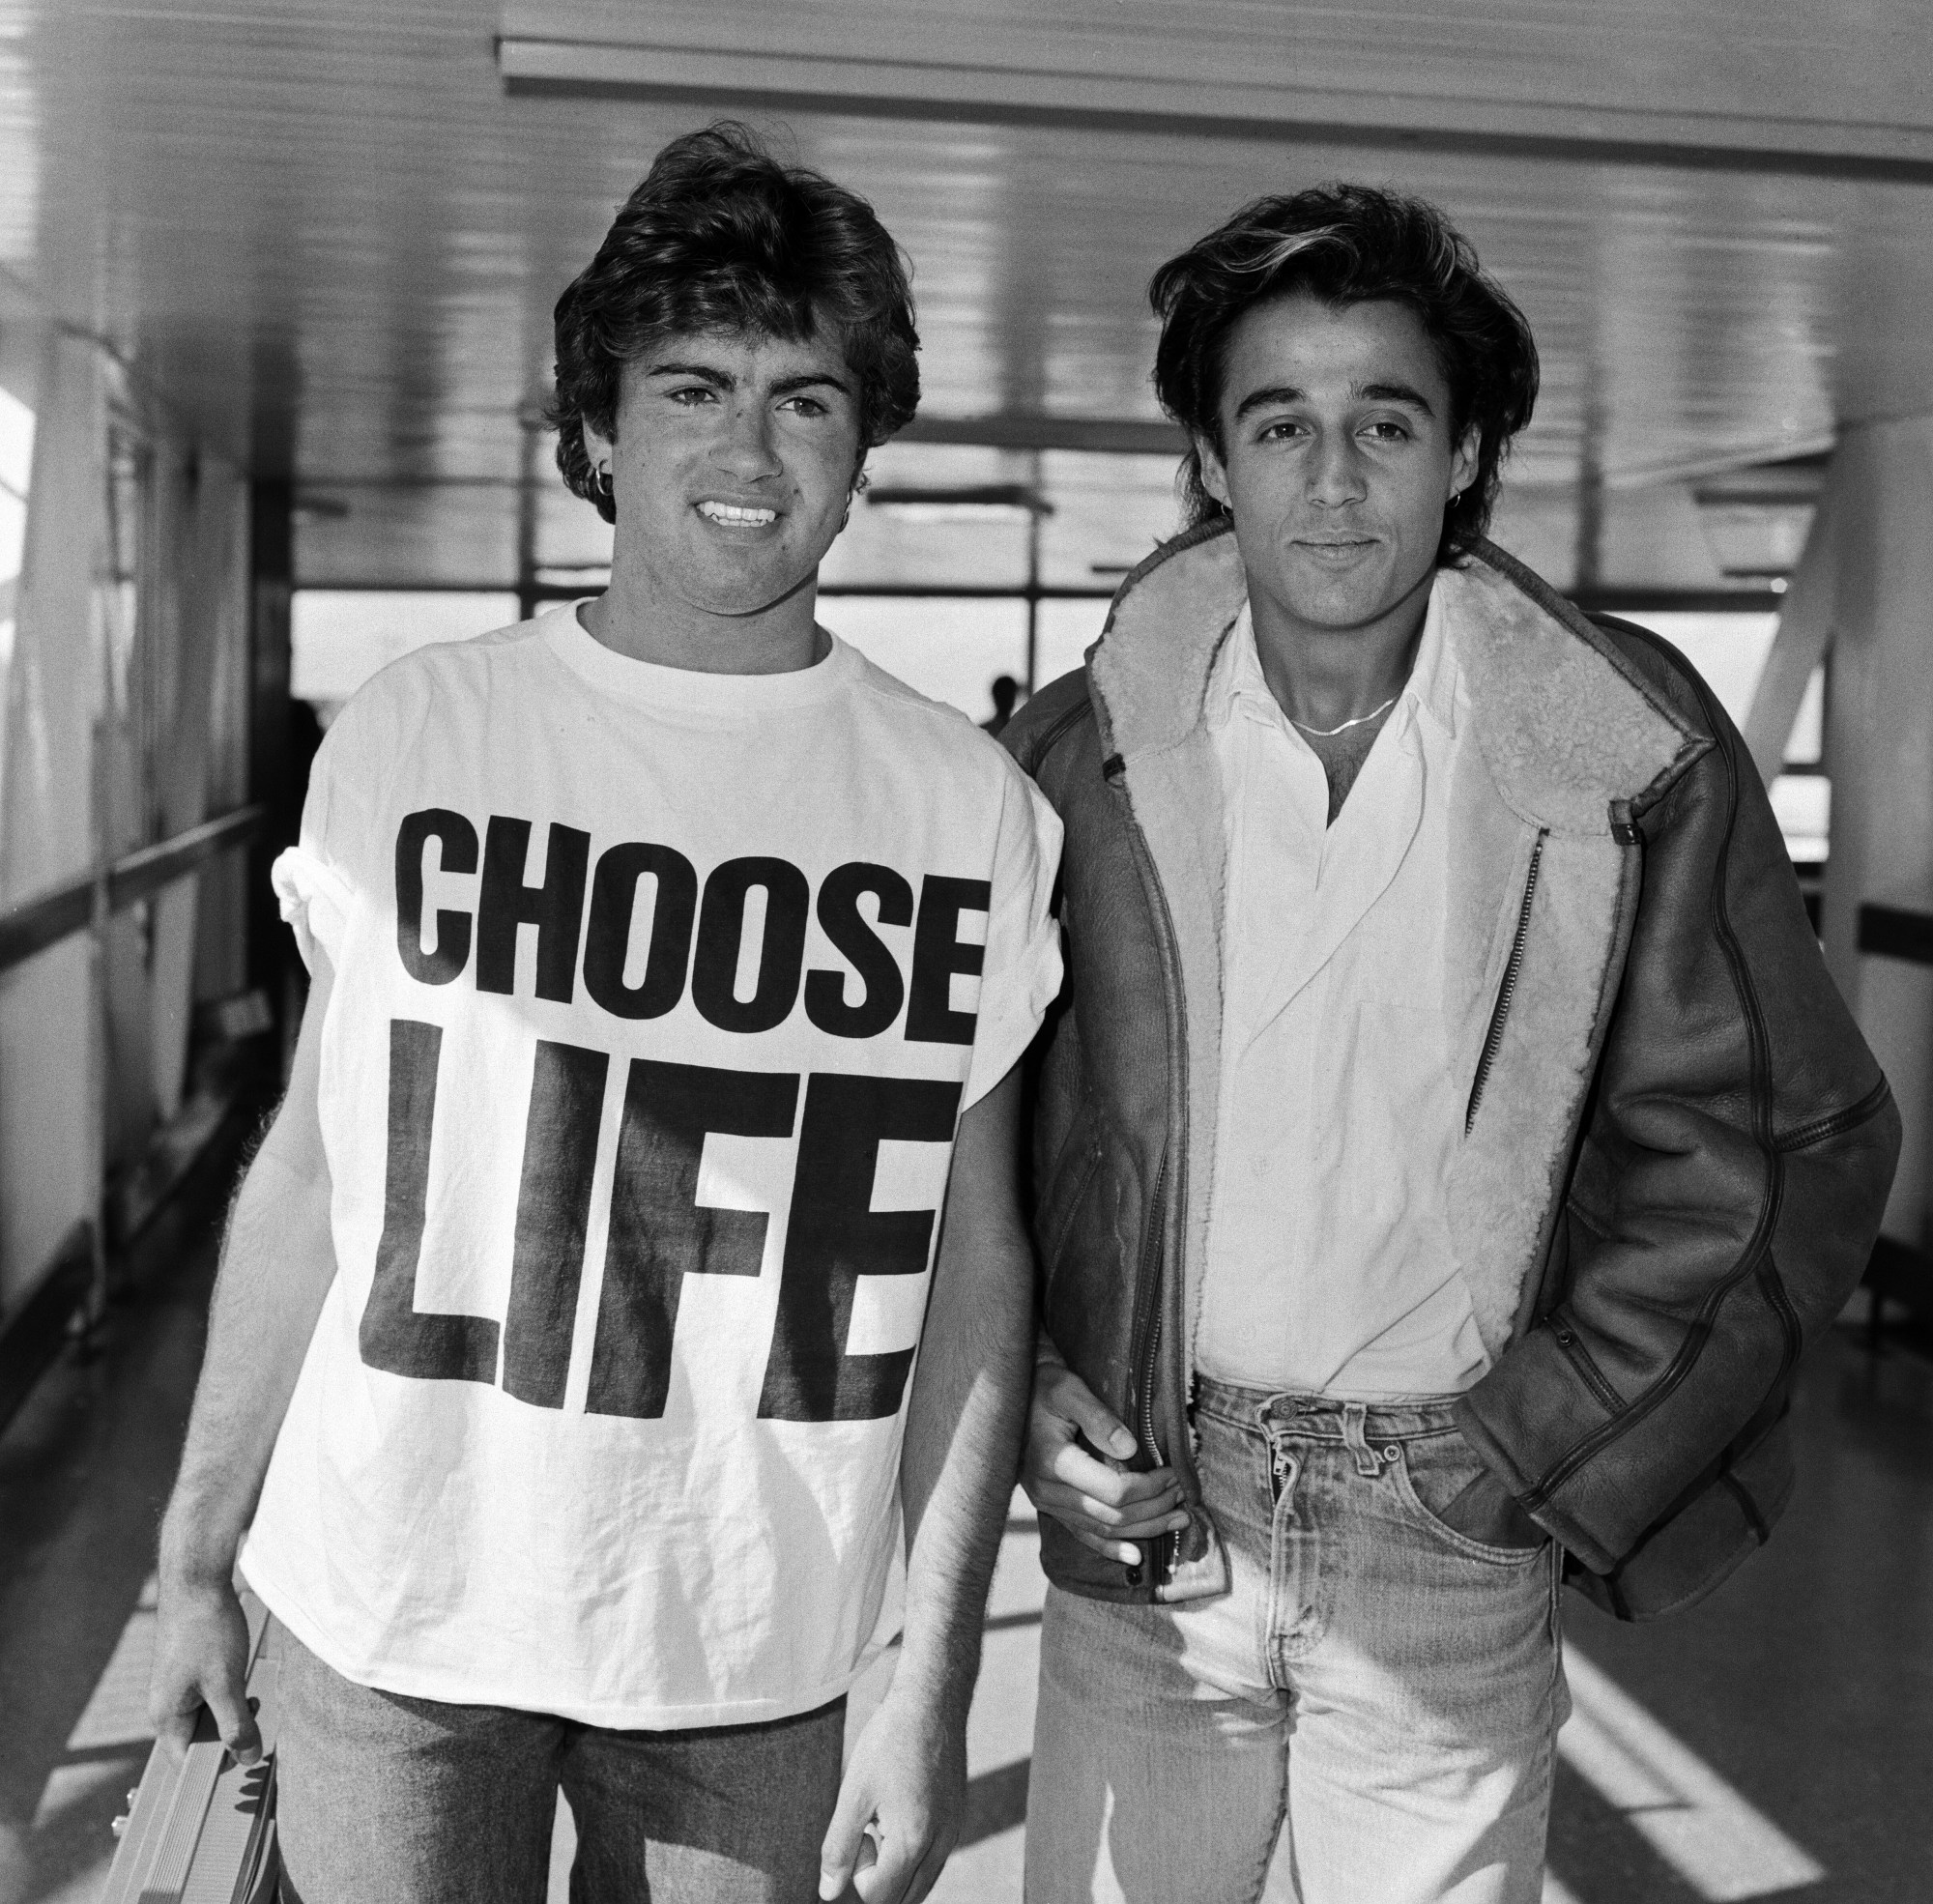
[5,1190,1929,1904]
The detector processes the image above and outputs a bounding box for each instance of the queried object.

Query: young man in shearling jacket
[1004,184,1898,1904]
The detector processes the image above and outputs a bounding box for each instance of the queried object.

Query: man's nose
[713,400,782,480]
[1307,432,1368,507]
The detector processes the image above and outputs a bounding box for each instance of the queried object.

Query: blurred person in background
[1003,183,1897,1904]
[983,673,1022,736]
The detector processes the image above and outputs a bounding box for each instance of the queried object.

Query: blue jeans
[1025,1382,1568,1903]
[274,1630,846,1904]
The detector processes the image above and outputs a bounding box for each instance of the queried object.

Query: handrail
[1858,901,1933,967]
[0,804,268,976]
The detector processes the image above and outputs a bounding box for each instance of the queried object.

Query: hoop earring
[593,467,613,501]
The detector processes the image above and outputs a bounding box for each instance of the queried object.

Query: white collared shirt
[1196,583,1491,1399]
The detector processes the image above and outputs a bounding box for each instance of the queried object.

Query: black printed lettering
[582,843,698,1020]
[804,862,912,1039]
[500,1040,610,1409]
[360,1019,500,1383]
[476,816,591,1002]
[393,809,477,985]
[691,857,810,1034]
[758,1072,962,1423]
[906,876,991,1045]
[587,1060,800,1419]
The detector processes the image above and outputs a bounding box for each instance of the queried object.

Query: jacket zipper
[1107,754,1191,1588]
[1465,833,1546,1134]
[1128,1155,1168,1471]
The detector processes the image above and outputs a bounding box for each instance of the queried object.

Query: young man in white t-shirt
[148,123,1060,1904]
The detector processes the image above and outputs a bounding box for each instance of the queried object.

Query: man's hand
[1022,1361,1189,1564]
[1435,1462,1545,1550]
[819,1685,965,1904]
[148,1573,262,1764]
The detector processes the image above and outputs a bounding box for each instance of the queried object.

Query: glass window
[292,591,521,714]
[0,381,34,815]
[817,596,1027,726]
[1035,596,1110,691]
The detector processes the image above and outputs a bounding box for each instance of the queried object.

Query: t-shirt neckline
[541,598,860,712]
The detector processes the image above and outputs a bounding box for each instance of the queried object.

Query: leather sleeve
[1457,634,1900,1572]
[1002,671,1090,1230]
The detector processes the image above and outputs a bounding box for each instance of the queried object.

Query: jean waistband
[1194,1375,1467,1441]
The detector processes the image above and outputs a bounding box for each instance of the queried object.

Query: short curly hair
[1149,183,1539,564]
[550,123,920,521]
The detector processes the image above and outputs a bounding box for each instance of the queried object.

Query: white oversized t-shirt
[241,603,1062,1729]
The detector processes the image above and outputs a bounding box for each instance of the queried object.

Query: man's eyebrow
[1232,383,1306,421]
[1355,380,1436,416]
[1231,379,1439,419]
[641,361,734,387]
[769,370,853,397]
[637,363,853,399]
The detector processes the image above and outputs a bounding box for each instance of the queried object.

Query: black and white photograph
[0,5,1924,1901]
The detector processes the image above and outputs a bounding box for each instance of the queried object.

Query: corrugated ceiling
[1,1,1926,587]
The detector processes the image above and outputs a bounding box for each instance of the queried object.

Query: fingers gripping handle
[105,1595,281,1904]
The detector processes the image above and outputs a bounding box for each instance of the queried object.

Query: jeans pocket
[1387,1431,1547,1566]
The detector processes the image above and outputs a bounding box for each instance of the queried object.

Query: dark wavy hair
[549,123,920,521]
[1150,183,1539,563]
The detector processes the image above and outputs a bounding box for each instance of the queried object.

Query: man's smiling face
[584,325,863,623]
[1198,292,1479,644]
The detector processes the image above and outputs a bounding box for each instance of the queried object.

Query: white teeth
[698,501,777,525]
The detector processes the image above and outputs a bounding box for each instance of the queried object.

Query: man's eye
[1364,419,1411,441]
[1256,418,1307,442]
[668,387,716,406]
[781,395,829,418]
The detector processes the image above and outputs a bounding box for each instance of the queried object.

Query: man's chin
[682,564,820,621]
[1273,565,1435,634]
[1277,589,1401,632]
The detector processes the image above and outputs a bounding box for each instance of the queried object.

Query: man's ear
[580,418,614,477]
[1450,425,1481,504]
[1196,434,1232,511]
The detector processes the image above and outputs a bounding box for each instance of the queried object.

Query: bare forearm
[895,1175,1033,1716]
[159,1147,337,1584]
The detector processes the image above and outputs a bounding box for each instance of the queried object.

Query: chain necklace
[1289,694,1398,739]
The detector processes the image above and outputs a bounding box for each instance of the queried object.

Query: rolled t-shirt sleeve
[271,688,391,974]
[962,764,1065,1111]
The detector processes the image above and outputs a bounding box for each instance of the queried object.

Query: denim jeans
[1025,1381,1568,1904]
[274,1630,846,1904]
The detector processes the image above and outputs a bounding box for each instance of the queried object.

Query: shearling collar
[1088,519,1703,831]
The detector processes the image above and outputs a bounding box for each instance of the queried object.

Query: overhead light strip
[497,37,1933,185]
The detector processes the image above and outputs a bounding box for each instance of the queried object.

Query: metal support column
[246,480,294,1017]
[1749,418,1933,1254]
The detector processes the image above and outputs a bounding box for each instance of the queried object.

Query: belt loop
[1342,1402,1380,1477]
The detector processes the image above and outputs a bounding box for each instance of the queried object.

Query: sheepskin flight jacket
[1004,519,1899,1621]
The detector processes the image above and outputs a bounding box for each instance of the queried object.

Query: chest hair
[1298,706,1396,825]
